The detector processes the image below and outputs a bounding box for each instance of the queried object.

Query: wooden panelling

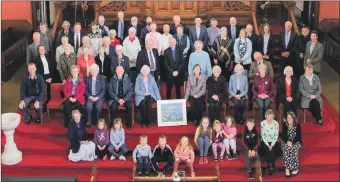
[171,2,180,11]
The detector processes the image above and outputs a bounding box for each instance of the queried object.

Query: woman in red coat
[63,65,86,128]
[77,46,95,77]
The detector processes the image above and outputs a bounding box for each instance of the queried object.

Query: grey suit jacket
[228,74,248,99]
[189,25,208,50]
[26,43,39,65]
[299,74,322,109]
[304,41,324,73]
[249,60,274,82]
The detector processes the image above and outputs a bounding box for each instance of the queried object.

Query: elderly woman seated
[77,36,95,57]
[63,65,85,128]
[85,64,106,127]
[229,64,248,124]
[185,64,207,126]
[299,64,323,125]
[68,109,96,162]
[135,65,161,128]
[108,66,133,129]
[207,65,227,123]
[278,66,298,118]
[252,64,276,120]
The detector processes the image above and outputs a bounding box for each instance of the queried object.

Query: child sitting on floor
[223,116,238,160]
[212,120,226,161]
[173,136,195,177]
[133,135,153,176]
[94,119,110,160]
[151,135,174,177]
[108,118,128,160]
[194,116,212,164]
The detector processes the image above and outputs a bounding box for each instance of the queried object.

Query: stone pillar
[1,113,22,165]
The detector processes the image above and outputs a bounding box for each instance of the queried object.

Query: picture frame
[157,99,187,127]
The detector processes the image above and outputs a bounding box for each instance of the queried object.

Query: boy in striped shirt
[133,135,153,176]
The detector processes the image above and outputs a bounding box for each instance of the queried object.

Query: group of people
[19,11,325,180]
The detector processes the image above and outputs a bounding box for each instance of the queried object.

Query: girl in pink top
[222,116,238,160]
[173,136,195,177]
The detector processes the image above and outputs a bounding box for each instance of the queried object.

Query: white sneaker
[110,156,116,160]
[119,155,126,161]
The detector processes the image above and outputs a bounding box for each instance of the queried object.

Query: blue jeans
[108,144,128,158]
[86,98,104,124]
[137,156,150,173]
[21,96,42,121]
[198,135,210,156]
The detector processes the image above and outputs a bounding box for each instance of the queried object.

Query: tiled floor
[1,61,339,114]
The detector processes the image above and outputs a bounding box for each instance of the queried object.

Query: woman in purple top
[252,64,276,120]
[94,119,110,160]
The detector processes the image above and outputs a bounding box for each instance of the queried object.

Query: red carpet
[2,96,339,181]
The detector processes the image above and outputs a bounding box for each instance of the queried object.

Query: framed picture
[157,99,187,127]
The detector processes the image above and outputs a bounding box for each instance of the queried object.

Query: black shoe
[318,120,323,126]
[268,164,275,176]
[127,126,132,130]
[232,153,238,160]
[226,153,232,160]
[86,122,91,128]
[137,172,143,176]
[214,156,218,161]
[145,172,149,177]
[147,123,152,128]
[142,124,146,128]
[35,119,41,124]
[219,156,224,161]
[24,119,31,124]
[248,170,254,180]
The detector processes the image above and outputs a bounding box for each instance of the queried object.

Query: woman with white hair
[160,24,173,55]
[88,23,103,56]
[261,109,279,176]
[77,46,96,77]
[234,28,252,72]
[252,64,276,120]
[63,65,85,128]
[101,36,111,56]
[97,15,110,37]
[229,64,248,124]
[109,29,121,47]
[210,26,233,80]
[56,36,75,68]
[123,27,141,82]
[135,65,161,127]
[278,66,298,118]
[77,36,95,57]
[145,22,162,54]
[207,65,227,123]
[188,40,212,77]
[68,109,96,162]
[84,64,106,127]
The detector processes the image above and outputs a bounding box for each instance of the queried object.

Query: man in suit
[113,11,129,41]
[111,45,130,75]
[189,16,208,51]
[128,16,144,39]
[304,30,324,75]
[246,24,258,62]
[69,22,84,54]
[249,52,274,83]
[279,21,298,74]
[140,16,153,49]
[85,64,106,127]
[56,21,73,47]
[39,22,53,56]
[136,39,160,81]
[27,32,41,65]
[170,15,189,35]
[108,66,133,129]
[297,26,311,77]
[227,17,241,42]
[164,38,185,99]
